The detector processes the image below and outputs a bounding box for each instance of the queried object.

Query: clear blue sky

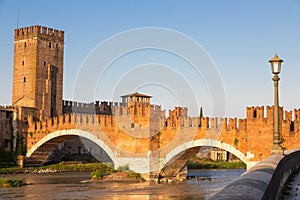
[0,0,300,118]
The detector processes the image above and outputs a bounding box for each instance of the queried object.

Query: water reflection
[0,169,245,199]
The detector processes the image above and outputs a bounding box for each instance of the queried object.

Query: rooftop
[121,92,152,98]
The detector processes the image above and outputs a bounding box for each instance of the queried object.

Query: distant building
[206,147,240,162]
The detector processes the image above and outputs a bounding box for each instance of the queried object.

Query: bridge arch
[159,139,248,178]
[26,129,116,166]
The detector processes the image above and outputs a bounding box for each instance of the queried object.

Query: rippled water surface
[0,169,245,199]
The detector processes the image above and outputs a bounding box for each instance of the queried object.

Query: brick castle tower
[121,92,152,127]
[12,25,64,119]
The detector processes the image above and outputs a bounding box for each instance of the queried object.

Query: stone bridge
[25,105,300,180]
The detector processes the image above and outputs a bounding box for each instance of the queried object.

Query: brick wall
[0,107,13,152]
[12,25,64,120]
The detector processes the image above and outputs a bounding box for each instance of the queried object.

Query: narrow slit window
[23,77,26,83]
[44,61,46,66]
[4,139,10,148]
[49,42,51,48]
[22,61,24,66]
[290,121,295,132]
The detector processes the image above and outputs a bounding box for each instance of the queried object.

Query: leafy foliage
[90,170,104,179]
[234,138,239,146]
[0,178,24,187]
[187,157,246,169]
[116,164,130,171]
[0,162,115,174]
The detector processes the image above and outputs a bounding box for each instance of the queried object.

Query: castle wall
[62,100,113,115]
[158,105,300,161]
[24,103,300,166]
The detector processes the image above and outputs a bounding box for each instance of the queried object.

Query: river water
[0,169,245,200]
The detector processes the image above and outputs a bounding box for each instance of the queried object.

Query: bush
[90,170,103,179]
[0,178,24,187]
[127,172,143,180]
[187,158,246,169]
[117,164,130,171]
[0,162,115,174]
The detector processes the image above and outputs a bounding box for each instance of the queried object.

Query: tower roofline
[14,25,64,41]
[121,92,152,98]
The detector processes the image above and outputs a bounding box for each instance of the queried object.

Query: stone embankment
[211,149,300,200]
[211,154,282,200]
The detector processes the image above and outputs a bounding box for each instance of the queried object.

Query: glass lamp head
[269,53,283,74]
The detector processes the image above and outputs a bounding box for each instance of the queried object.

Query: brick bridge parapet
[25,105,300,179]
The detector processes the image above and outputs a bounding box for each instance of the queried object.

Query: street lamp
[269,53,283,151]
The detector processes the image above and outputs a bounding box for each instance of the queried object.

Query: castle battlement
[26,102,300,144]
[109,102,121,107]
[151,104,163,111]
[247,106,265,120]
[245,105,286,123]
[0,105,14,111]
[28,113,116,132]
[113,105,130,116]
[62,100,112,115]
[169,107,188,119]
[294,109,300,121]
[14,25,64,41]
[163,106,300,134]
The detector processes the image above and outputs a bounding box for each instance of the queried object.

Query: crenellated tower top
[14,25,64,42]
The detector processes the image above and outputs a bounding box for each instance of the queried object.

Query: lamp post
[269,53,283,151]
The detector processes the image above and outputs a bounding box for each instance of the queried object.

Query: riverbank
[0,162,146,187]
[89,170,145,182]
[0,162,115,174]
[0,158,246,176]
[187,158,246,169]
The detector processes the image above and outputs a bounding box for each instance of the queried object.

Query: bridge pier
[114,151,161,181]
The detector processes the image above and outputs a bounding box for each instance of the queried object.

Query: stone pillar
[17,155,25,168]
